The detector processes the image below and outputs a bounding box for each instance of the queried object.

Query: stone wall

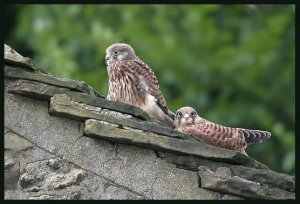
[4,44,295,200]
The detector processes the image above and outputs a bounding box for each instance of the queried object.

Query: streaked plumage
[174,106,271,154]
[105,43,175,127]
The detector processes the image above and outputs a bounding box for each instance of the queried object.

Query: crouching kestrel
[174,106,271,154]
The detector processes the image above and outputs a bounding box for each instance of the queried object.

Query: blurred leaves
[4,4,295,175]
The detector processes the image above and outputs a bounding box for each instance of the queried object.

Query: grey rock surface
[5,161,20,189]
[198,166,295,200]
[4,44,49,74]
[20,158,86,191]
[5,65,103,97]
[4,92,227,199]
[229,165,295,192]
[157,151,295,193]
[6,79,71,100]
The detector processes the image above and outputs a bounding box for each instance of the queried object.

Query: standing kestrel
[174,106,271,154]
[105,43,175,127]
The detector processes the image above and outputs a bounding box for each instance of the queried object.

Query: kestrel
[105,43,175,127]
[174,106,271,154]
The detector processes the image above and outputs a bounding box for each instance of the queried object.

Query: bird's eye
[191,111,196,117]
[113,50,119,55]
[177,112,183,118]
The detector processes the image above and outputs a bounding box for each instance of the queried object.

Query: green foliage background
[4,4,295,175]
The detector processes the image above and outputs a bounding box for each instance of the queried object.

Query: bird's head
[105,43,136,65]
[174,106,198,128]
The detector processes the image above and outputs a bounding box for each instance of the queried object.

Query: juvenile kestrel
[105,43,175,127]
[174,106,271,154]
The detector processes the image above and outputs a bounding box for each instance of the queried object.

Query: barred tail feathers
[239,128,271,144]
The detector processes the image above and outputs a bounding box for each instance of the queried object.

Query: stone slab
[229,165,295,192]
[84,119,268,169]
[4,44,49,74]
[49,94,191,140]
[198,166,295,200]
[6,79,70,100]
[5,65,103,98]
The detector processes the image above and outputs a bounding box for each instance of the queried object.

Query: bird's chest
[180,123,194,133]
[109,67,131,89]
[107,65,145,103]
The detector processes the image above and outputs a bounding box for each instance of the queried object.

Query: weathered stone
[5,79,70,100]
[5,92,229,199]
[5,92,85,158]
[4,44,49,74]
[4,65,103,98]
[5,130,35,153]
[48,93,112,122]
[143,157,221,199]
[215,167,233,179]
[155,151,233,171]
[159,151,294,193]
[19,158,86,191]
[4,162,20,189]
[5,159,17,170]
[29,195,52,200]
[84,119,267,169]
[229,165,295,192]
[55,91,153,122]
[5,189,29,200]
[4,127,59,175]
[49,94,191,139]
[4,129,35,186]
[13,156,144,200]
[198,166,295,200]
[101,108,133,119]
[221,194,244,200]
[67,135,225,199]
[3,135,144,200]
[47,158,62,170]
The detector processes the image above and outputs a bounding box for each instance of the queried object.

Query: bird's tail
[238,128,271,144]
[156,101,175,121]
[167,109,176,121]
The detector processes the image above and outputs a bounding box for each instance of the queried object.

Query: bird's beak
[105,54,111,65]
[184,114,189,119]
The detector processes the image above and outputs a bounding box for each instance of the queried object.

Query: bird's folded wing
[133,58,173,119]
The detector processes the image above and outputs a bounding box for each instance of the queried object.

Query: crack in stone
[150,176,158,199]
[113,142,118,157]
[65,135,84,156]
[40,122,52,134]
[5,126,36,147]
[198,173,202,188]
[9,133,147,198]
